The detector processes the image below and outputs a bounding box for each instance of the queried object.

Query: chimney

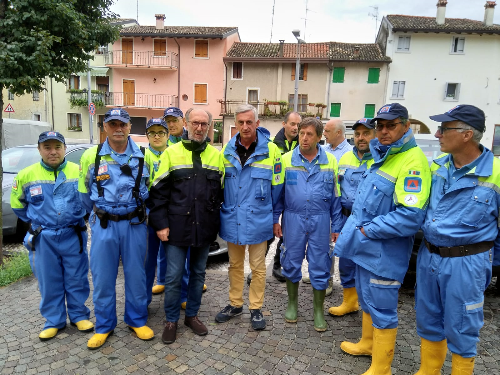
[436,0,447,25]
[353,45,360,58]
[484,1,496,26]
[279,40,285,57]
[155,14,165,30]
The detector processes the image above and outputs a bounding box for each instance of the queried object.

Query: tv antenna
[270,0,276,43]
[368,5,379,40]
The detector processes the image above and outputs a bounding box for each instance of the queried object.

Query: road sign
[4,103,14,113]
[88,102,96,116]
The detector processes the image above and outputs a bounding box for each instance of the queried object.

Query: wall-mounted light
[153,78,156,83]
[141,37,145,42]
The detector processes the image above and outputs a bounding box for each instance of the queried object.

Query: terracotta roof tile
[387,14,500,33]
[120,25,238,38]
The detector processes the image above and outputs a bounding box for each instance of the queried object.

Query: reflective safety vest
[145,146,165,185]
[220,128,284,245]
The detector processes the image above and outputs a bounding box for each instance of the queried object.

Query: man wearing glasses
[413,105,500,375]
[79,108,153,349]
[334,103,431,374]
[149,108,223,344]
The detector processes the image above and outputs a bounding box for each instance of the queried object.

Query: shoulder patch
[404,194,418,205]
[274,174,281,183]
[274,163,282,174]
[404,176,422,193]
[12,179,18,190]
[408,170,420,175]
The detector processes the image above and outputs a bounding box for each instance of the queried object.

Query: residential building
[377,0,500,151]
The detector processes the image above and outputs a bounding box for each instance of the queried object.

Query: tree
[0,0,120,264]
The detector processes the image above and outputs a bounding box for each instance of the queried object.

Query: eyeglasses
[147,131,167,138]
[189,121,209,128]
[375,122,403,131]
[437,126,465,135]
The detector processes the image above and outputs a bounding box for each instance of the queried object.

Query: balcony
[218,100,291,118]
[69,90,106,108]
[105,92,178,109]
[104,50,178,69]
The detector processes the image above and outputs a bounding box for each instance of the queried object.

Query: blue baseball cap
[370,103,409,123]
[104,108,130,123]
[163,107,183,118]
[146,118,168,130]
[38,131,65,145]
[353,118,374,130]
[429,105,486,132]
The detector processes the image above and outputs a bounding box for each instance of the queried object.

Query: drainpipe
[325,63,333,119]
[50,77,55,130]
[174,38,180,106]
[223,61,229,144]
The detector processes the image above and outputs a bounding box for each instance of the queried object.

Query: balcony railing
[105,92,178,108]
[218,100,292,118]
[69,91,106,108]
[104,50,178,69]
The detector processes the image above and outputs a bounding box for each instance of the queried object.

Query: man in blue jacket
[413,105,500,375]
[11,131,93,341]
[334,103,431,374]
[216,104,284,330]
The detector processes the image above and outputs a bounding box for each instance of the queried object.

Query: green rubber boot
[285,279,299,323]
[313,288,327,332]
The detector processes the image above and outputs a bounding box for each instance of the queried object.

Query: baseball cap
[429,105,485,132]
[163,107,184,118]
[352,118,374,130]
[104,108,130,123]
[370,103,409,123]
[38,131,65,145]
[146,118,168,130]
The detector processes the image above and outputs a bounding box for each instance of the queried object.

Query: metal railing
[69,91,106,107]
[105,92,178,108]
[217,100,292,117]
[104,50,179,68]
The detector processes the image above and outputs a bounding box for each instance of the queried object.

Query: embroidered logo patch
[274,163,282,174]
[379,105,392,113]
[274,174,281,183]
[404,177,422,192]
[404,194,418,206]
[408,170,420,175]
[111,109,121,115]
[447,105,460,114]
[338,168,346,176]
[47,131,57,136]
[12,179,18,190]
[96,174,110,181]
[30,185,42,196]
[153,161,159,172]
[98,164,108,175]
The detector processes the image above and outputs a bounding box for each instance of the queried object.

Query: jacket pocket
[223,170,237,206]
[205,172,222,211]
[322,172,335,201]
[460,187,494,227]
[363,178,394,215]
[251,167,272,203]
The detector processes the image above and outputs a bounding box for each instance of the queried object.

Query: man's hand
[157,228,170,242]
[331,232,340,242]
[360,227,367,237]
[273,223,282,238]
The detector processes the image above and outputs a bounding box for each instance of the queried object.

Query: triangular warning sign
[409,181,417,188]
[4,103,14,113]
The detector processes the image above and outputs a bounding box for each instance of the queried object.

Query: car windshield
[2,147,40,173]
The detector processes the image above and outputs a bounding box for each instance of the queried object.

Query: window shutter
[195,40,208,58]
[457,38,465,53]
[368,68,380,84]
[333,67,345,83]
[303,64,308,81]
[330,103,341,117]
[194,84,207,103]
[291,64,295,81]
[154,39,166,56]
[398,81,406,98]
[364,104,375,118]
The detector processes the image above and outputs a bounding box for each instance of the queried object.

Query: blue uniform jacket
[220,127,284,245]
[334,129,431,282]
[422,149,500,256]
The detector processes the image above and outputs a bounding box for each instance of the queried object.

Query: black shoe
[272,267,286,282]
[247,272,252,286]
[250,309,266,330]
[215,305,243,323]
[162,321,177,344]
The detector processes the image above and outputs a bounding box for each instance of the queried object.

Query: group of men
[11,100,499,375]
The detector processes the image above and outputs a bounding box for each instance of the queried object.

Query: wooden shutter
[333,67,345,83]
[154,39,166,56]
[302,64,308,81]
[194,84,207,103]
[364,104,375,118]
[291,64,295,81]
[330,103,341,117]
[195,40,208,58]
[368,68,380,84]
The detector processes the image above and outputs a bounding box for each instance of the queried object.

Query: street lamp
[292,29,305,112]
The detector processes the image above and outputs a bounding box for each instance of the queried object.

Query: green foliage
[0,251,32,287]
[0,0,120,95]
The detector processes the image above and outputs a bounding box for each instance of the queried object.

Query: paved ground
[1,239,499,374]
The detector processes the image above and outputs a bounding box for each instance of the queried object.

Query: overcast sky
[110,0,500,44]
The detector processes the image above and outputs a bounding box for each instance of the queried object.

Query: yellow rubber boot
[39,327,59,341]
[451,354,475,375]
[152,284,165,294]
[203,284,207,293]
[328,287,360,317]
[414,338,447,375]
[71,319,94,333]
[128,325,154,341]
[340,311,373,356]
[361,327,398,375]
[87,331,113,350]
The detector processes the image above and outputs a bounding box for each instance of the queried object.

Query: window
[8,90,14,100]
[397,36,411,52]
[33,91,39,101]
[493,125,500,156]
[232,62,243,79]
[445,83,460,101]
[194,39,208,58]
[332,67,345,83]
[33,114,41,121]
[153,39,166,56]
[391,81,406,99]
[291,63,308,81]
[364,104,376,118]
[68,75,80,90]
[451,37,465,54]
[330,103,341,117]
[194,83,207,104]
[96,45,108,55]
[367,68,380,84]
[247,89,259,104]
[288,94,308,112]
[68,113,82,131]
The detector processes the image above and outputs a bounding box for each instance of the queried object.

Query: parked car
[2,144,92,239]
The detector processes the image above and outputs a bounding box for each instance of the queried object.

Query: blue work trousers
[339,257,356,288]
[415,245,492,357]
[281,212,333,290]
[25,227,90,329]
[164,244,210,322]
[89,213,148,333]
[355,265,401,329]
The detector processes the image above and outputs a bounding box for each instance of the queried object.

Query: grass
[0,252,33,287]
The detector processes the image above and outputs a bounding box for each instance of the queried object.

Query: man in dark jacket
[149,108,224,345]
